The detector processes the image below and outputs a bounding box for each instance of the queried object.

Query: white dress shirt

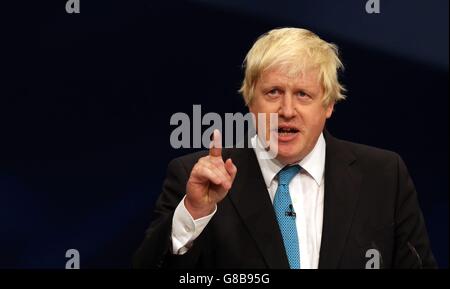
[171,133,326,269]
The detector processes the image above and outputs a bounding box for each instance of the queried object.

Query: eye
[267,88,282,98]
[296,90,311,99]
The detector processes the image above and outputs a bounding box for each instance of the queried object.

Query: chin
[275,142,305,164]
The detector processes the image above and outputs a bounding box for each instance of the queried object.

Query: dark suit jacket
[133,131,437,269]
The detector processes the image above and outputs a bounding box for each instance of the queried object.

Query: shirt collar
[251,132,326,188]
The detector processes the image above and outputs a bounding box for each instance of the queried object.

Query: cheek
[301,108,328,130]
[250,102,276,125]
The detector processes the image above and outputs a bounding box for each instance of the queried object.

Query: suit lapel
[318,131,362,268]
[227,148,290,269]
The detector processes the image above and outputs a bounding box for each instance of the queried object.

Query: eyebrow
[261,83,319,95]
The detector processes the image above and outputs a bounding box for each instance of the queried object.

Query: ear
[248,98,256,114]
[248,103,254,114]
[325,102,334,119]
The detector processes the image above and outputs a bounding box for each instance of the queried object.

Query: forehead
[258,66,321,88]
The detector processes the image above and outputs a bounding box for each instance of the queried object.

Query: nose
[279,94,295,119]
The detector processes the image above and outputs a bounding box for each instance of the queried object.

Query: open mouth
[277,127,299,136]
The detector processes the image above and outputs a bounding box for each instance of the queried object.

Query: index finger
[209,129,222,158]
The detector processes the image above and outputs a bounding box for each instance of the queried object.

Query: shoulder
[342,139,399,163]
[326,131,403,172]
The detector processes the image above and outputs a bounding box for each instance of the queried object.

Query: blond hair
[239,27,346,107]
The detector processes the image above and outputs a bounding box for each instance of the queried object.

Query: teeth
[278,128,298,133]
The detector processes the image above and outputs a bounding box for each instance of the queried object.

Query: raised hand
[184,129,238,219]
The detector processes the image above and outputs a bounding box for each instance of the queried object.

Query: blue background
[1,0,448,268]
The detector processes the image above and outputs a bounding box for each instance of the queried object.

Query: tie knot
[278,165,301,185]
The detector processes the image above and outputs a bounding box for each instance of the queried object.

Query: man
[133,28,436,269]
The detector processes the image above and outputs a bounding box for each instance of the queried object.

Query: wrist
[184,196,215,220]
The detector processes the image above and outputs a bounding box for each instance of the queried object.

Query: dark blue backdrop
[1,0,448,268]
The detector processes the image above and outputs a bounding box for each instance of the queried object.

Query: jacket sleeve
[393,155,437,268]
[133,156,211,268]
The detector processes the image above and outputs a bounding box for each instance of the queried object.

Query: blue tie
[273,165,301,269]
